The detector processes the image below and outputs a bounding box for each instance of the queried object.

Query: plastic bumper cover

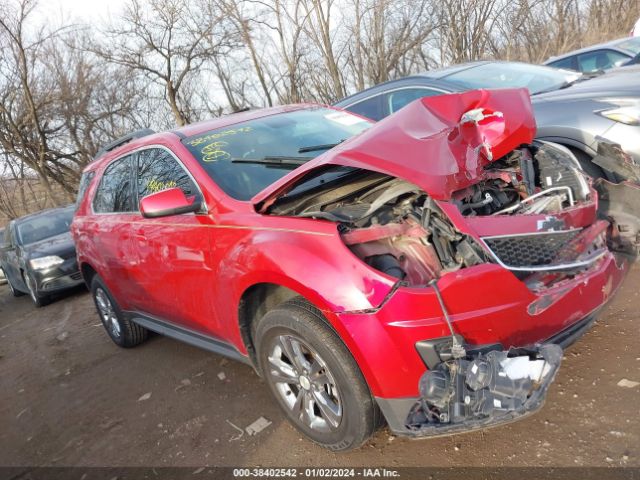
[32,257,83,293]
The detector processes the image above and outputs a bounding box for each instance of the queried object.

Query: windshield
[17,208,73,246]
[182,107,372,200]
[442,62,581,95]
[615,37,640,56]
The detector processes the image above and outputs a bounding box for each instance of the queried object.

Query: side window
[75,170,95,210]
[548,56,578,71]
[386,88,442,115]
[93,156,135,213]
[577,49,629,72]
[137,148,198,202]
[346,96,384,121]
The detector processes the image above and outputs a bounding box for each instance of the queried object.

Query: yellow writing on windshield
[187,126,253,147]
[201,141,231,162]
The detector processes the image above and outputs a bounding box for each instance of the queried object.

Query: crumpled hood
[253,88,536,206]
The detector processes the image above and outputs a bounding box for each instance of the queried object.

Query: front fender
[214,225,397,354]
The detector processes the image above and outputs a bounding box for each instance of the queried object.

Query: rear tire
[254,298,380,451]
[91,275,148,348]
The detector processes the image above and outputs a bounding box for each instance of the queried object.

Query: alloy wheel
[95,288,121,338]
[267,334,342,432]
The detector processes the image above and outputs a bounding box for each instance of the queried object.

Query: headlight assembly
[597,99,640,126]
[30,256,64,270]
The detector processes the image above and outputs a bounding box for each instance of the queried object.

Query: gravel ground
[0,267,638,469]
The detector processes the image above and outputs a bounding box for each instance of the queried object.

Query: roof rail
[94,128,156,160]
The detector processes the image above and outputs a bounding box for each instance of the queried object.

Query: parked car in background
[73,90,638,450]
[543,37,640,72]
[334,61,640,181]
[0,206,83,306]
[0,227,6,285]
[627,52,640,66]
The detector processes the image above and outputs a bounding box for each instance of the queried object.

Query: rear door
[90,154,139,306]
[129,146,217,335]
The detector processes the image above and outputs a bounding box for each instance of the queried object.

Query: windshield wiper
[231,156,309,166]
[298,139,345,153]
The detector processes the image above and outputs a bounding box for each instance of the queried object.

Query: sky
[35,0,128,25]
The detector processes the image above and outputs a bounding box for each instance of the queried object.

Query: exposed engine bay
[270,169,488,285]
[269,142,616,287]
[450,143,589,216]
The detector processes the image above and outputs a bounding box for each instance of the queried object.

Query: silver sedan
[334,61,640,181]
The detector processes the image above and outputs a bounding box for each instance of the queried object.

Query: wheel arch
[80,261,98,289]
[535,135,596,157]
[237,281,339,369]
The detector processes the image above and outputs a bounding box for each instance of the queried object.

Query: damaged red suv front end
[75,87,638,449]
[258,89,636,437]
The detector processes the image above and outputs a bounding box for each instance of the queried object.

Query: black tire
[23,271,50,308]
[254,298,380,451]
[4,270,24,297]
[91,275,148,348]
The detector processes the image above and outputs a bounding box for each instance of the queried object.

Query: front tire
[255,298,380,451]
[91,275,148,348]
[5,270,24,297]
[24,272,50,307]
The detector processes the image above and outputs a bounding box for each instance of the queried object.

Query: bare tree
[0,0,75,204]
[51,32,148,164]
[2,0,640,221]
[345,0,437,89]
[301,0,347,101]
[94,0,238,126]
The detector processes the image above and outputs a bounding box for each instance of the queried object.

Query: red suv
[72,89,637,450]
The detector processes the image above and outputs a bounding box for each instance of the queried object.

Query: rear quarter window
[75,171,95,210]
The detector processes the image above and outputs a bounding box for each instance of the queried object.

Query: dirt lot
[0,267,639,469]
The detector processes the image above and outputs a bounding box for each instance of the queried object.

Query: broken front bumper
[376,344,563,437]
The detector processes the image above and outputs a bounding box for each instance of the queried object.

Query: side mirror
[140,187,202,218]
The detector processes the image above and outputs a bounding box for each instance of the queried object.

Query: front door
[129,146,218,336]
